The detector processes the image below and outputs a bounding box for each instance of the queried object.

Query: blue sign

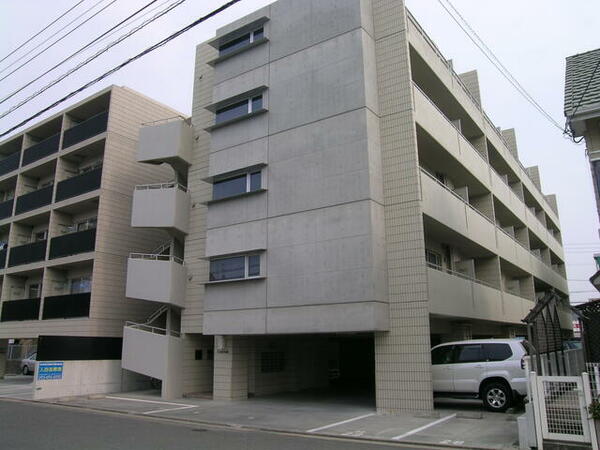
[38,362,64,380]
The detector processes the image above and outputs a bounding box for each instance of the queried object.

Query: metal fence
[6,344,36,361]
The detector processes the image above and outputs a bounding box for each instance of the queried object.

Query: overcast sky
[1,0,599,305]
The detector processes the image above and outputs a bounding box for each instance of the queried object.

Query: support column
[372,0,434,414]
[213,336,248,401]
[0,339,8,379]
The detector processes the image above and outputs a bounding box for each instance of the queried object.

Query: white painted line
[306,413,376,433]
[105,396,194,408]
[143,405,198,415]
[391,413,457,441]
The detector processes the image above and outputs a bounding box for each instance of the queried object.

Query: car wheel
[482,382,511,412]
[22,365,29,376]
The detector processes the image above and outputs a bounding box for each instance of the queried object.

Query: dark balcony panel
[22,133,60,166]
[15,185,53,215]
[0,298,40,322]
[0,151,20,177]
[8,240,47,267]
[62,111,108,149]
[49,228,96,259]
[42,292,90,320]
[0,248,6,268]
[0,198,13,220]
[55,167,101,202]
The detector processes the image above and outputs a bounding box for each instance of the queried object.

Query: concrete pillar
[0,339,8,379]
[501,128,519,159]
[545,194,559,217]
[458,70,482,106]
[213,336,248,401]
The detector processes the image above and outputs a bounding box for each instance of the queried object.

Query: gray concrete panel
[204,279,267,311]
[203,309,266,335]
[208,138,268,174]
[210,114,268,152]
[205,219,267,257]
[206,193,268,230]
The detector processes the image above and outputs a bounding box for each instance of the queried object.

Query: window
[213,171,262,200]
[34,230,48,242]
[195,350,203,361]
[215,95,263,124]
[431,345,453,365]
[77,217,97,232]
[261,351,285,373]
[28,283,42,299]
[70,277,92,294]
[483,343,513,361]
[219,27,264,57]
[455,344,483,363]
[425,249,442,268]
[209,255,261,281]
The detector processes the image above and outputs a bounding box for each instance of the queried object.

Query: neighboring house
[0,86,183,399]
[123,0,571,414]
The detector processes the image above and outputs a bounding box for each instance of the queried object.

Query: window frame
[218,27,265,57]
[215,95,264,125]
[425,249,442,268]
[209,254,262,282]
[212,170,262,201]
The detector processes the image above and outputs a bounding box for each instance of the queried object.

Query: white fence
[528,349,585,376]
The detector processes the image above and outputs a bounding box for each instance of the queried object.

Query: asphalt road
[0,399,427,450]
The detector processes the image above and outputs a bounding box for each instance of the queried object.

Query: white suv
[431,339,529,412]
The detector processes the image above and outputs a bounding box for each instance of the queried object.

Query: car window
[431,346,453,365]
[483,343,513,361]
[32,353,36,360]
[455,344,483,363]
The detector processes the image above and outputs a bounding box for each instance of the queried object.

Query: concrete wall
[126,258,186,308]
[33,360,147,400]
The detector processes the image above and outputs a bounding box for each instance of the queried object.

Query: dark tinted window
[483,343,513,361]
[251,95,263,112]
[213,174,246,200]
[254,28,264,40]
[455,344,483,363]
[431,345,453,365]
[248,255,260,277]
[219,33,251,56]
[210,256,245,281]
[215,99,249,124]
[250,172,261,191]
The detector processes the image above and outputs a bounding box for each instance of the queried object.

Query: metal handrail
[134,182,188,192]
[129,253,184,265]
[125,321,181,338]
[406,10,555,215]
[141,115,187,127]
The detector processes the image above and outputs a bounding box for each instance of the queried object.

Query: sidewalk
[35,390,520,449]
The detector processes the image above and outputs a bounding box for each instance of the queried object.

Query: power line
[0,0,244,138]
[0,0,86,65]
[0,0,117,82]
[0,0,185,116]
[436,0,566,135]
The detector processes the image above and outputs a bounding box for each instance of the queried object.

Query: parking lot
[0,375,34,400]
[37,390,521,449]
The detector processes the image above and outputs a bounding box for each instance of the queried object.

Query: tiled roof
[564,48,600,119]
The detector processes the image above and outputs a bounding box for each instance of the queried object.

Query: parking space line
[391,413,457,440]
[105,396,195,408]
[143,405,198,415]
[306,413,376,433]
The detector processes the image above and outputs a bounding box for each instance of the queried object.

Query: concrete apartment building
[0,86,183,398]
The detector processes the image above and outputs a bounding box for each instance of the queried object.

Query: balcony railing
[42,292,90,320]
[0,198,13,220]
[55,167,102,202]
[125,321,181,337]
[49,228,96,259]
[62,111,108,149]
[0,298,40,322]
[22,133,60,166]
[15,185,53,215]
[0,151,20,177]
[8,240,47,267]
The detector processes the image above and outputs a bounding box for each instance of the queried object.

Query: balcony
[0,298,40,322]
[8,240,47,267]
[15,185,53,215]
[62,111,108,149]
[22,133,60,166]
[121,322,182,381]
[55,167,102,202]
[137,118,193,166]
[0,198,13,220]
[0,247,7,268]
[0,152,20,177]
[126,254,186,308]
[131,183,190,235]
[42,292,90,319]
[427,264,531,324]
[49,228,96,259]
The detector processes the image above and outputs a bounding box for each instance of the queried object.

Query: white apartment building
[123,0,571,413]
